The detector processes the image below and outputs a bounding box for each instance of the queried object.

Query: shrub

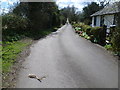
[2,14,28,31]
[111,27,120,54]
[73,23,85,29]
[90,26,106,46]
[75,27,81,31]
[2,14,28,41]
[73,23,107,46]
[84,25,92,35]
[104,44,112,50]
[90,27,100,43]
[111,11,120,56]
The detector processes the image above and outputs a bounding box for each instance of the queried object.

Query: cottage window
[100,16,104,26]
[94,16,97,26]
[113,14,116,25]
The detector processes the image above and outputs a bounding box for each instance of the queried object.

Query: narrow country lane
[16,24,118,88]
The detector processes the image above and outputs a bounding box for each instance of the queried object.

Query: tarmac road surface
[16,24,118,88]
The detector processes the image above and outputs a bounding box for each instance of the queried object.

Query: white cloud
[0,8,9,15]
[56,0,91,11]
[1,0,19,5]
[0,0,19,14]
[1,0,8,2]
[8,1,14,5]
[56,0,120,11]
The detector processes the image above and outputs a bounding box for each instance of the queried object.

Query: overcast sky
[56,0,120,11]
[56,0,99,11]
[0,0,120,14]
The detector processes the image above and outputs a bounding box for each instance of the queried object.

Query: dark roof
[91,2,120,17]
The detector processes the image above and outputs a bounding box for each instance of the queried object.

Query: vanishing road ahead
[16,24,118,88]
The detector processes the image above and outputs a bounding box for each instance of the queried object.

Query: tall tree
[82,2,101,25]
[12,2,29,17]
[98,0,112,8]
[27,2,60,30]
[60,5,78,24]
[13,2,60,30]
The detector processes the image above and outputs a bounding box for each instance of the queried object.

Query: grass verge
[2,41,30,73]
[2,27,57,87]
[0,41,2,88]
[2,40,32,87]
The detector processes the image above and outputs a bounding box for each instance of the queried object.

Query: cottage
[91,2,120,33]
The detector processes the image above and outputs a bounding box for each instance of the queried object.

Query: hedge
[111,27,120,55]
[73,23,106,46]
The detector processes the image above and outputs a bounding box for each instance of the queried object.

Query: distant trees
[3,2,61,30]
[2,2,61,41]
[98,0,112,8]
[76,1,112,25]
[59,5,79,24]
[12,2,29,17]
[2,13,28,31]
[27,2,60,30]
[82,2,101,25]
[2,1,103,30]
[12,2,60,30]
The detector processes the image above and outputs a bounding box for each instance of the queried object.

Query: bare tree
[97,0,112,8]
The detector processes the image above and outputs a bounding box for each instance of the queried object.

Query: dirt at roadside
[2,38,36,88]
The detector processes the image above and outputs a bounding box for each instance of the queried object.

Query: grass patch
[2,41,30,73]
[104,44,112,50]
[2,27,57,74]
[0,41,2,75]
[2,27,58,87]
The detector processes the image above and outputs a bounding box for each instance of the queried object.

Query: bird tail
[37,78,42,82]
[37,76,46,82]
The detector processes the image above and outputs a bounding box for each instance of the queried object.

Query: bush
[83,25,92,35]
[73,23,84,28]
[90,27,102,37]
[111,27,120,54]
[75,27,81,31]
[111,11,120,56]
[2,14,28,41]
[73,23,107,46]
[73,23,92,32]
[2,14,28,31]
[90,26,106,46]
[104,44,112,50]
